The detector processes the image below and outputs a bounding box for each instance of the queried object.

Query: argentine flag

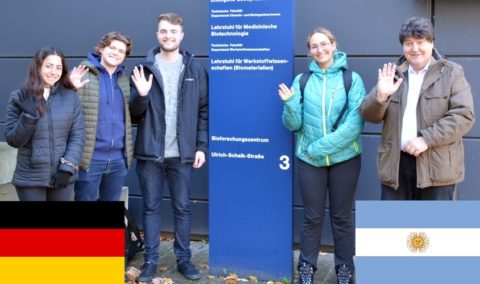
[356,201,480,284]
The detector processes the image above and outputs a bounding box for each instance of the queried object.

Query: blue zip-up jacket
[282,51,365,167]
[87,53,126,162]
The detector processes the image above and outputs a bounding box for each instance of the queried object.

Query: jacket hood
[84,52,125,76]
[309,51,348,74]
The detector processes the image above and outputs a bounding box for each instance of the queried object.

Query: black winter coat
[5,87,85,187]
[129,48,208,163]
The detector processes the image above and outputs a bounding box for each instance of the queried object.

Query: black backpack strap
[331,69,353,132]
[299,71,312,104]
[125,207,143,245]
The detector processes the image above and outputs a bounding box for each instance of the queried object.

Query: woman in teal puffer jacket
[278,27,365,284]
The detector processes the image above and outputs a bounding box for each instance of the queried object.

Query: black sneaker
[138,262,157,282]
[177,260,201,280]
[298,261,315,284]
[335,264,353,284]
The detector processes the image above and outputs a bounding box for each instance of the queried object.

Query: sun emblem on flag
[407,232,429,253]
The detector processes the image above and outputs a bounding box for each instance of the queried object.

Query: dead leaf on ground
[198,263,209,269]
[125,266,141,283]
[152,277,174,284]
[224,273,238,284]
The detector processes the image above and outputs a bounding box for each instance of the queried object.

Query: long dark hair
[23,46,75,116]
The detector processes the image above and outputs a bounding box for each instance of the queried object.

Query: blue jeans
[136,158,193,264]
[74,159,128,201]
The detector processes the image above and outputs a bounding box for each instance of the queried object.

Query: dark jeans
[74,158,128,201]
[16,183,74,201]
[381,152,455,200]
[136,158,193,264]
[297,155,361,270]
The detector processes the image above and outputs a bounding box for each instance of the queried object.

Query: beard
[160,42,180,53]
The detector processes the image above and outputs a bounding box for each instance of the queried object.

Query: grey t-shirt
[155,54,184,158]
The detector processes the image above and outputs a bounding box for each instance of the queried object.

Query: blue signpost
[208,0,295,281]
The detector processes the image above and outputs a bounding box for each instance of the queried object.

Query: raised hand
[278,83,294,101]
[376,63,403,103]
[69,65,90,89]
[131,65,153,97]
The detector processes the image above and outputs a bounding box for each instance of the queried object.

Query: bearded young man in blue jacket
[129,12,208,282]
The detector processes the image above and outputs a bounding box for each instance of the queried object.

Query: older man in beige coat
[360,17,474,200]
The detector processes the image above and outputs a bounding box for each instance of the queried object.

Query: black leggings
[297,155,361,269]
[15,183,74,201]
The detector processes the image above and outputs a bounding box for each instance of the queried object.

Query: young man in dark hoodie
[129,12,208,282]
[69,32,134,201]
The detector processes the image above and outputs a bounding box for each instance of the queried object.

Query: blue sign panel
[208,0,294,281]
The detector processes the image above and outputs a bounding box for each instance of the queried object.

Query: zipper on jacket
[321,70,330,166]
[146,62,167,162]
[353,141,359,153]
[47,96,55,187]
[121,78,129,166]
[109,74,115,153]
[176,57,190,162]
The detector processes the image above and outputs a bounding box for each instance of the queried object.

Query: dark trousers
[16,183,74,201]
[136,158,193,264]
[297,155,361,270]
[381,152,455,200]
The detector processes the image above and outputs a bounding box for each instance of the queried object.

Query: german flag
[0,202,125,283]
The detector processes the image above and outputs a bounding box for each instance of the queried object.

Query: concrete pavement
[125,239,337,284]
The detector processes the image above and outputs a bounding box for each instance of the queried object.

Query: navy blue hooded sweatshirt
[87,53,126,161]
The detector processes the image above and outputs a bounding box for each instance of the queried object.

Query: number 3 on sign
[279,155,290,170]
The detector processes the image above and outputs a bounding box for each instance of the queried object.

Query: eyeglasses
[310,41,332,51]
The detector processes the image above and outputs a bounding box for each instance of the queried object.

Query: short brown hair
[95,31,132,57]
[157,12,184,30]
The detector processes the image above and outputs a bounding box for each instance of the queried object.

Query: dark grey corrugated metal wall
[1,0,479,245]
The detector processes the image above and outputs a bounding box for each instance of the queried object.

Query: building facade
[1,0,479,245]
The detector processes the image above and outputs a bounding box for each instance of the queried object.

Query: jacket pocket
[377,142,393,183]
[428,143,461,182]
[423,91,450,125]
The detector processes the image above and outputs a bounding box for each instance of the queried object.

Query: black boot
[335,264,353,284]
[298,261,315,284]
